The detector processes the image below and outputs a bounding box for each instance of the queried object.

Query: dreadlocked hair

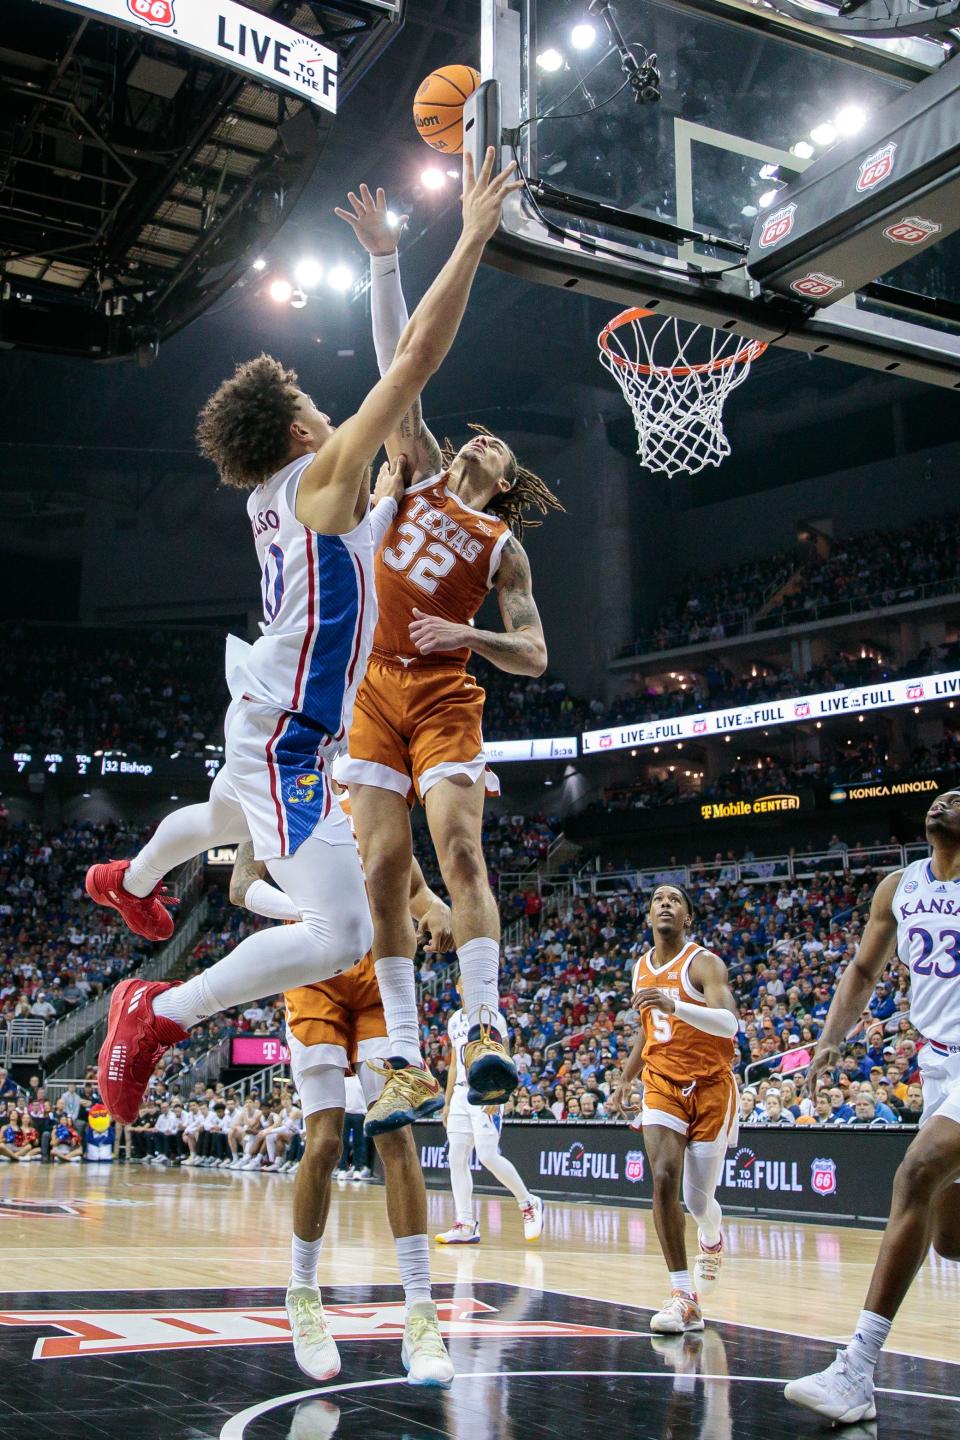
[196,354,301,490]
[440,423,564,542]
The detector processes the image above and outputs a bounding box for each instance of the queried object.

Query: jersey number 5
[382,521,455,595]
[650,1010,673,1043]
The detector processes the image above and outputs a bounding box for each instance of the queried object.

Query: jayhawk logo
[286,772,321,805]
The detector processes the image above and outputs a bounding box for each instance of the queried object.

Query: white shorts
[918,1045,960,1129]
[446,1085,502,1145]
[221,698,354,862]
[292,1057,390,1120]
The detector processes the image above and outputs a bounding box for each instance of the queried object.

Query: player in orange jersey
[610,884,739,1334]
[333,184,563,1134]
[229,806,457,1389]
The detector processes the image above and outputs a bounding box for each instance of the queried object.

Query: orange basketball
[412,64,481,154]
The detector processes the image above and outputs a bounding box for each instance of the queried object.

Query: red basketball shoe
[86,859,178,942]
[98,979,188,1124]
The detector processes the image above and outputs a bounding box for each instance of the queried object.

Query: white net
[598,309,766,478]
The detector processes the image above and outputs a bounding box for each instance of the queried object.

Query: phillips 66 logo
[624,1150,645,1184]
[128,0,176,25]
[790,272,843,300]
[857,143,896,193]
[810,1157,837,1196]
[758,204,796,249]
[884,216,941,247]
[693,719,707,735]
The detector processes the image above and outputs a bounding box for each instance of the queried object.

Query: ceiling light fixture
[536,48,564,72]
[269,278,293,304]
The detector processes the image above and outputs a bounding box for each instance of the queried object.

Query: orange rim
[598,306,768,378]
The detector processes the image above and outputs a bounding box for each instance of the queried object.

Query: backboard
[472,0,960,387]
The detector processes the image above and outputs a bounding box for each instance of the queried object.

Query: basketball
[412,64,480,154]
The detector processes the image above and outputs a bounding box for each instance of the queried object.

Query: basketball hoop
[598,308,767,478]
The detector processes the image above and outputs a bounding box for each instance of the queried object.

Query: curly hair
[196,354,301,490]
[440,423,564,542]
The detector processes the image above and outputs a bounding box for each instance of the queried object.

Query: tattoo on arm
[466,537,547,675]
[397,398,443,477]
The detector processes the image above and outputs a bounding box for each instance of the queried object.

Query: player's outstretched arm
[408,536,547,676]
[297,149,521,533]
[335,185,443,481]
[805,868,901,1094]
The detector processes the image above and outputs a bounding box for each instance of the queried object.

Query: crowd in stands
[631,512,960,653]
[415,863,923,1128]
[1,799,932,1148]
[0,819,151,1032]
[589,731,960,813]
[0,624,227,758]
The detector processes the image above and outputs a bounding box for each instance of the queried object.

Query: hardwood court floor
[1,1163,958,1439]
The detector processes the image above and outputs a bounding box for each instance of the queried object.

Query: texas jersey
[448,1007,509,1090]
[632,942,736,1085]
[895,858,960,1044]
[374,473,511,664]
[228,455,380,740]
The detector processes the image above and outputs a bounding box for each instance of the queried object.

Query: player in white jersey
[88,148,524,1128]
[435,978,543,1244]
[787,789,960,1423]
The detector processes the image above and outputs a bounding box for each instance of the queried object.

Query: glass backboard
[474,0,960,387]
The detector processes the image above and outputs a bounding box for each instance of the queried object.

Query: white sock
[123,793,247,897]
[458,937,500,1025]
[669,1269,693,1296]
[395,1233,432,1309]
[374,957,423,1066]
[847,1309,891,1372]
[290,1233,322,1290]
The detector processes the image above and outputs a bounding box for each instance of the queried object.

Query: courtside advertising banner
[409,1120,910,1225]
[582,669,960,754]
[53,0,338,111]
[231,1037,290,1066]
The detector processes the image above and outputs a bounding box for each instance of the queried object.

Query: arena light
[269,278,293,304]
[386,210,400,227]
[252,257,267,272]
[290,288,308,310]
[421,167,445,191]
[835,104,867,136]
[294,259,324,289]
[790,141,815,160]
[536,48,565,71]
[810,121,837,146]
[759,163,779,180]
[326,264,355,293]
[758,189,778,209]
[571,23,597,48]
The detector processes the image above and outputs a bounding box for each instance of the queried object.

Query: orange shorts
[641,1070,738,1149]
[284,953,387,1071]
[335,653,491,804]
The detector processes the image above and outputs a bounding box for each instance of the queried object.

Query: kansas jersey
[449,1007,509,1090]
[895,858,960,1044]
[375,473,511,664]
[228,456,388,741]
[632,942,736,1085]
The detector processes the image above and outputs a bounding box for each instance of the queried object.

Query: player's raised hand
[461,146,523,246]
[409,608,471,656]
[334,183,406,256]
[635,986,676,1015]
[373,454,408,506]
